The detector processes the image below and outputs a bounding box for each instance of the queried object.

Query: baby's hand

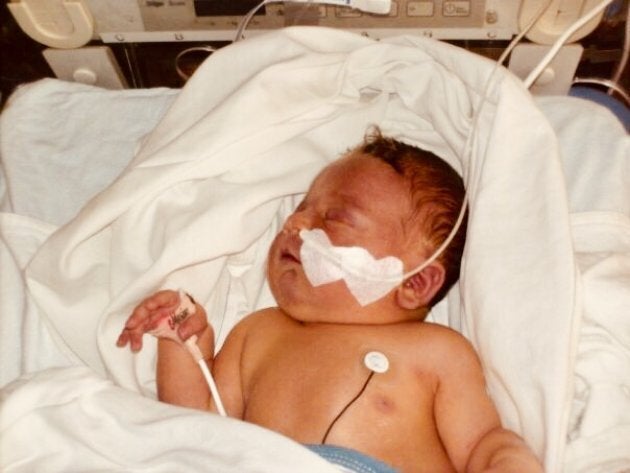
[116,290,209,352]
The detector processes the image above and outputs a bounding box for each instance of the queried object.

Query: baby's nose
[284,208,316,233]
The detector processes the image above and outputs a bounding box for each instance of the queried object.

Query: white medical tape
[299,228,404,306]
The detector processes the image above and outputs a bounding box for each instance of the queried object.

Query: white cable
[234,0,391,41]
[174,45,217,81]
[197,360,228,416]
[499,0,554,66]
[524,0,615,88]
[169,291,227,417]
[302,0,552,283]
[573,77,630,104]
[235,0,274,42]
[234,0,549,284]
[401,193,468,280]
[609,1,629,94]
[184,336,227,417]
[403,1,554,281]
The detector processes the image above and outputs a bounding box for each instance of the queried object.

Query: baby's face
[267,152,427,324]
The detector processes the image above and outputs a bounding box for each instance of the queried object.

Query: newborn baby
[118,130,543,473]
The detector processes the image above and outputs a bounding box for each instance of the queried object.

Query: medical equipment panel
[125,0,513,41]
[2,0,627,103]
[9,0,522,43]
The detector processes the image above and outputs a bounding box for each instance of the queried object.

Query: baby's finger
[124,303,151,330]
[177,311,207,341]
[125,291,177,329]
[144,290,180,311]
[127,329,144,352]
[116,328,144,352]
[116,330,129,347]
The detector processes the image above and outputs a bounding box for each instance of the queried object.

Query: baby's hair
[359,127,467,307]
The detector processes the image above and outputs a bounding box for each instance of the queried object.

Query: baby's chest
[241,331,437,430]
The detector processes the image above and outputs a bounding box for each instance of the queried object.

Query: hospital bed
[1,4,629,473]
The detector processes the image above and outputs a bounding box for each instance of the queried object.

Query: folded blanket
[0,366,340,473]
[0,213,66,387]
[0,80,178,225]
[536,96,630,472]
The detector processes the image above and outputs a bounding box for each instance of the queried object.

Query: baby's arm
[432,331,543,473]
[117,290,215,410]
[465,427,544,473]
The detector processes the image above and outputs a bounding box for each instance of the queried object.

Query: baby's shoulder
[231,307,294,335]
[406,322,480,364]
[412,323,485,384]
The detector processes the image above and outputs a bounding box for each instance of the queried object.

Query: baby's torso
[236,310,456,472]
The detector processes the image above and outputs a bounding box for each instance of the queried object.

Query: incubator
[0,2,628,472]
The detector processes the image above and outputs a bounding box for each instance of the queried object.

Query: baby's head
[268,129,466,324]
[358,129,467,307]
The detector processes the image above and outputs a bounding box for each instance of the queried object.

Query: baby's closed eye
[324,209,354,226]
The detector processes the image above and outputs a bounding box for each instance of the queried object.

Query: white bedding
[535,97,630,472]
[0,26,628,472]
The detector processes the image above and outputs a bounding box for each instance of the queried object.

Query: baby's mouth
[280,234,302,264]
[281,248,301,264]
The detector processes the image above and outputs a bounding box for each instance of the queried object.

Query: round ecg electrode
[364,351,389,373]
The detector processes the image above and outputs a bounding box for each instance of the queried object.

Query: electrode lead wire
[322,371,375,444]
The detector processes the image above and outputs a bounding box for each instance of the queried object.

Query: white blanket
[0,80,178,225]
[536,97,630,472]
[0,367,340,473]
[0,26,628,472]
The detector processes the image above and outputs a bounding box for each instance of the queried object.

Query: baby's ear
[395,263,445,310]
